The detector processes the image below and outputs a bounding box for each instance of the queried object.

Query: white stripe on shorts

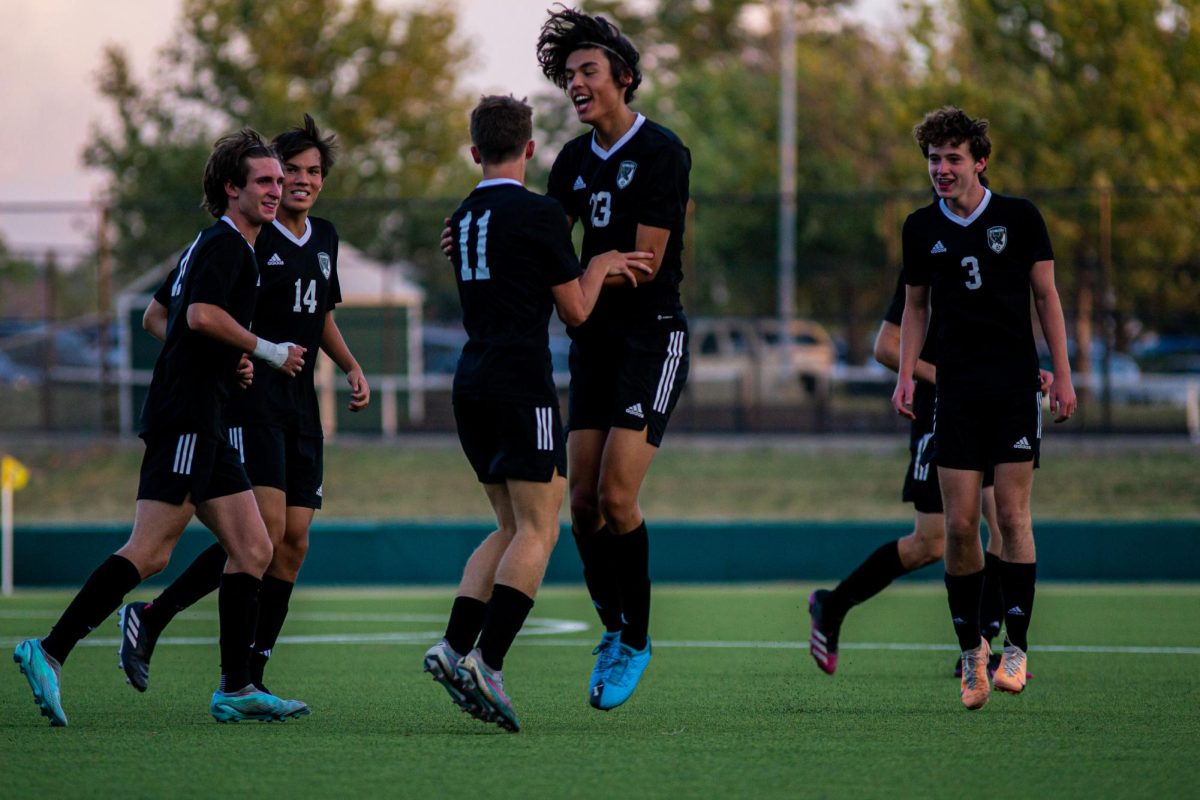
[653,331,686,414]
[1035,391,1043,440]
[913,432,933,482]
[173,433,196,476]
[536,407,553,451]
[228,427,245,463]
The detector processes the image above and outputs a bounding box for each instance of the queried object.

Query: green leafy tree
[85,0,475,292]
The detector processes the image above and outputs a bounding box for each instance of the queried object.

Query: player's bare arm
[186,302,305,376]
[603,224,668,288]
[1030,259,1077,421]
[553,250,654,326]
[892,284,930,419]
[142,298,169,342]
[320,311,370,412]
[874,320,936,385]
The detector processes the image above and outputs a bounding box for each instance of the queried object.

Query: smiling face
[228,156,284,227]
[564,47,629,126]
[927,140,986,207]
[280,147,324,215]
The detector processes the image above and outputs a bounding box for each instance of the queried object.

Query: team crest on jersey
[616,160,637,189]
[987,226,1008,254]
[317,252,331,279]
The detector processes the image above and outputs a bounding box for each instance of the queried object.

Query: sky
[0,0,897,258]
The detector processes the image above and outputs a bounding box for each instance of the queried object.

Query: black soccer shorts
[137,430,251,505]
[453,395,567,484]
[225,424,324,509]
[931,390,1042,472]
[567,322,689,447]
[903,431,996,514]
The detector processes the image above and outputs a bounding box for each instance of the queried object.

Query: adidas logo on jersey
[930,241,947,254]
[1013,436,1032,450]
[625,403,644,419]
[1007,605,1026,616]
[573,176,586,191]
[267,253,285,266]
[316,484,323,497]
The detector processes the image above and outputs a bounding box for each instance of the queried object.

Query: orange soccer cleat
[959,638,992,710]
[993,643,1028,694]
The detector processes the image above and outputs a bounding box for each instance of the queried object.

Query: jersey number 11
[459,210,492,282]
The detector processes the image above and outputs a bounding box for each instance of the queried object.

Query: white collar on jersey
[272,216,312,247]
[475,178,523,190]
[590,113,646,161]
[938,187,992,227]
[219,215,255,251]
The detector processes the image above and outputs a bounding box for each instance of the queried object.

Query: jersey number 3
[459,210,492,281]
[961,256,983,290]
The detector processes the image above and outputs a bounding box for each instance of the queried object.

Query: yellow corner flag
[1,455,29,491]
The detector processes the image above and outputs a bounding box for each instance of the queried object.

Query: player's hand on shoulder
[236,354,254,388]
[346,367,370,412]
[1038,368,1054,395]
[440,217,454,261]
[891,377,916,420]
[1050,376,1077,423]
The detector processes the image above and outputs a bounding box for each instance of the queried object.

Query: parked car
[691,317,836,400]
[0,349,38,387]
[0,320,119,370]
[1132,335,1200,374]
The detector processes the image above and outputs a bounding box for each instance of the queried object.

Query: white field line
[0,610,1196,655]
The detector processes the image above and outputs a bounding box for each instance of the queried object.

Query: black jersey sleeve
[535,200,583,287]
[634,143,690,231]
[328,231,343,309]
[152,265,178,306]
[901,213,932,287]
[883,273,906,325]
[546,148,584,220]
[1022,200,1055,266]
[188,235,249,308]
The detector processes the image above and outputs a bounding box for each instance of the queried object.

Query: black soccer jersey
[547,114,691,329]
[139,218,259,439]
[225,217,342,435]
[901,190,1053,397]
[449,179,583,403]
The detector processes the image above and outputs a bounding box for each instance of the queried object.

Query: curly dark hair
[537,5,642,103]
[201,128,278,217]
[913,106,992,162]
[272,113,338,177]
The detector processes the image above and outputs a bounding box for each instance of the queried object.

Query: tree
[84,0,475,288]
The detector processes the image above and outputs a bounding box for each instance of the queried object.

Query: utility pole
[777,0,797,383]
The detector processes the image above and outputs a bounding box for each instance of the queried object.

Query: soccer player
[809,274,1053,676]
[13,130,310,726]
[892,107,1076,710]
[538,5,692,712]
[421,95,651,731]
[118,115,369,700]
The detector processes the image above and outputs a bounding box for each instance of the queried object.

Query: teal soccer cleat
[455,649,520,733]
[588,631,622,709]
[210,687,310,723]
[594,638,651,711]
[423,639,490,722]
[13,639,68,727]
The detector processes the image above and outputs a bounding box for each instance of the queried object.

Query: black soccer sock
[217,572,261,693]
[944,569,986,652]
[980,552,1005,643]
[999,560,1036,652]
[828,540,906,620]
[42,554,142,665]
[573,526,624,633]
[144,542,227,633]
[248,574,294,688]
[612,522,651,652]
[444,595,487,657]
[477,584,534,671]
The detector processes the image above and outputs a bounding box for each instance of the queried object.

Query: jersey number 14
[293,279,318,313]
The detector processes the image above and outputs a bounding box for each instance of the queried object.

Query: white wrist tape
[253,337,291,370]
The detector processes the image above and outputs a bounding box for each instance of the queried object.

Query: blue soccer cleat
[594,638,651,711]
[588,631,622,709]
[209,687,310,723]
[13,638,68,727]
[455,649,519,733]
